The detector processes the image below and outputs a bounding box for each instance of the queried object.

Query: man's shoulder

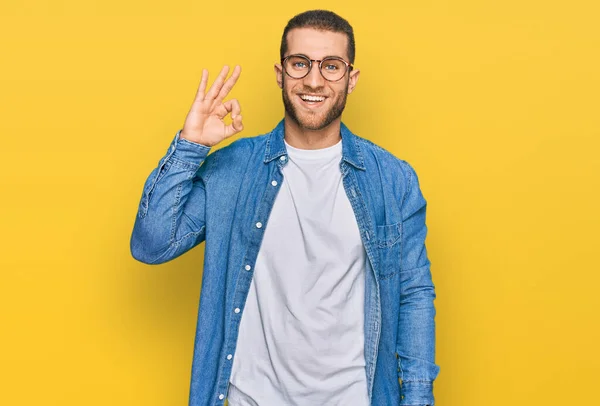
[352,134,427,210]
[352,133,415,180]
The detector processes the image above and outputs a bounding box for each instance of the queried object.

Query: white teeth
[300,95,325,102]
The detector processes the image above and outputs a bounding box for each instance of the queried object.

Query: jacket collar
[263,119,366,171]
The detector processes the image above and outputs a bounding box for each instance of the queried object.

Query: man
[130,9,439,406]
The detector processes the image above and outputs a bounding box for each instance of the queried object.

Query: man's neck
[283,115,342,150]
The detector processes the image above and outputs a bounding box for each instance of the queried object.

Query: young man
[130,9,439,406]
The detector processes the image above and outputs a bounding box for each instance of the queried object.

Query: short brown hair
[280,10,356,63]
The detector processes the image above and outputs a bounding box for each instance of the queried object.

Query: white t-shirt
[228,139,369,406]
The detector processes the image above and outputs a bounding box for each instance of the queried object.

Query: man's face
[275,28,360,131]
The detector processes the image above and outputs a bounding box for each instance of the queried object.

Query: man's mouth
[298,94,326,104]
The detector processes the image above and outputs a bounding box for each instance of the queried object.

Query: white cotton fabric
[228,138,369,406]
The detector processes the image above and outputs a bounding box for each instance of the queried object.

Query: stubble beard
[282,76,349,131]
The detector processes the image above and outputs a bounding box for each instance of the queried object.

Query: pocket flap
[376,222,402,248]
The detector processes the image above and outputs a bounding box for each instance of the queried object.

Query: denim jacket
[130,120,440,406]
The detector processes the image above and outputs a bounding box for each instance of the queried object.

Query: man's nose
[303,63,325,89]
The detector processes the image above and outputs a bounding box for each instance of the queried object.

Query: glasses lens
[320,58,347,81]
[284,55,311,79]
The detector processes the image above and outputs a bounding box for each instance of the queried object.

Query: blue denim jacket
[130,120,440,406]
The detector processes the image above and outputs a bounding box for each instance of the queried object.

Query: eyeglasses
[281,54,353,82]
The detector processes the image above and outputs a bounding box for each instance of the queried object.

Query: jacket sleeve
[396,162,440,406]
[130,129,216,265]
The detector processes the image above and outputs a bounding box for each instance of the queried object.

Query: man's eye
[294,62,307,68]
[324,64,338,71]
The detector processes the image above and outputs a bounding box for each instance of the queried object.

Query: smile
[299,94,326,103]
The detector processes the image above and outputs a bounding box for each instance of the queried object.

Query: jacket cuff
[400,380,435,406]
[169,129,211,165]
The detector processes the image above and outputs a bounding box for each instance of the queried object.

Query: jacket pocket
[376,222,402,278]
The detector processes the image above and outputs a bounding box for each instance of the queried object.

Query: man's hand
[180,65,243,147]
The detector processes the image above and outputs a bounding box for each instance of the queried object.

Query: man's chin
[293,111,336,131]
[297,119,330,131]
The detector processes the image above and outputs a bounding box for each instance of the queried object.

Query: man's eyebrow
[289,53,346,60]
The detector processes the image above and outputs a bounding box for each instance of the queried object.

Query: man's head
[280,10,356,65]
[275,10,360,132]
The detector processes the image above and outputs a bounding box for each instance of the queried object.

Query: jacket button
[218,394,224,400]
[256,222,262,228]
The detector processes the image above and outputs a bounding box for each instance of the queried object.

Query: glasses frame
[281,54,354,82]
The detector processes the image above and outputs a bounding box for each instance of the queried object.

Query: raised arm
[130,66,243,264]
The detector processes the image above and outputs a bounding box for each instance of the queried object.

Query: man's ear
[347,68,360,94]
[274,63,283,89]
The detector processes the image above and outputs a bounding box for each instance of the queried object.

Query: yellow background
[1,0,599,404]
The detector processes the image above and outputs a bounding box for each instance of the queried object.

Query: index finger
[213,65,242,106]
[193,69,209,102]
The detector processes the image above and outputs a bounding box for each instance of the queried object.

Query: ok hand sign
[180,65,243,147]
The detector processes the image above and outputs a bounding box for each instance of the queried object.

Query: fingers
[194,69,209,102]
[213,65,242,106]
[188,65,244,140]
[195,65,241,108]
[225,114,244,137]
[214,98,241,119]
[222,99,243,137]
[205,65,230,101]
[224,98,241,119]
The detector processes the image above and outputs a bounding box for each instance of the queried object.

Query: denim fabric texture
[130,120,440,406]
